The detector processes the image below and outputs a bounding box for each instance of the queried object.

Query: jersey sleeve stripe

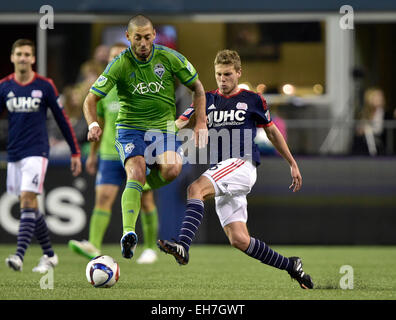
[155,45,185,63]
[257,93,273,126]
[46,78,59,96]
[257,122,274,128]
[61,109,81,156]
[104,58,118,74]
[258,93,268,111]
[183,72,198,85]
[90,87,107,97]
[0,73,13,84]
[36,74,59,96]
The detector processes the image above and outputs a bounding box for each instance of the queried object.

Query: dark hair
[127,14,153,31]
[11,39,35,56]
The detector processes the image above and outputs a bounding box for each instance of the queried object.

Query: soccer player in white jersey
[158,50,313,289]
[0,39,82,272]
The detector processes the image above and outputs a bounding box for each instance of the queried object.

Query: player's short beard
[17,64,29,74]
[133,45,151,61]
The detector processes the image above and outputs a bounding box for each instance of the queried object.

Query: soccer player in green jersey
[70,43,159,263]
[83,15,207,259]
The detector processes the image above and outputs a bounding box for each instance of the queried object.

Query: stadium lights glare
[313,84,324,95]
[282,84,295,95]
[238,83,251,90]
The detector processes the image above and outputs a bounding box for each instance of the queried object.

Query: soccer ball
[86,255,120,288]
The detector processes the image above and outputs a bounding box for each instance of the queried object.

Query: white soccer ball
[86,255,120,288]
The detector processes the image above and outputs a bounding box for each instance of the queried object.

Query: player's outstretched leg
[287,256,314,289]
[157,239,189,265]
[157,198,204,265]
[6,208,37,271]
[120,231,138,259]
[243,236,314,289]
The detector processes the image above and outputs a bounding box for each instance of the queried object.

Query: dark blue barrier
[1,156,396,244]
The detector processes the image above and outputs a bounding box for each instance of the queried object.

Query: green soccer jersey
[96,87,120,160]
[90,44,198,133]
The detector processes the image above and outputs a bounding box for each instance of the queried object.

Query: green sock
[121,180,143,234]
[140,207,159,249]
[88,208,111,251]
[144,167,171,191]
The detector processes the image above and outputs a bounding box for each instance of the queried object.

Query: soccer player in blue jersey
[0,39,82,273]
[158,49,314,289]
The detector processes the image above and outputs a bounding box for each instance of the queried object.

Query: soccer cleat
[120,231,138,259]
[68,239,100,260]
[5,254,23,271]
[287,256,314,289]
[157,239,189,265]
[32,254,59,273]
[136,248,158,264]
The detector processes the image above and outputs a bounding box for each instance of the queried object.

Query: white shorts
[202,158,257,228]
[7,156,48,196]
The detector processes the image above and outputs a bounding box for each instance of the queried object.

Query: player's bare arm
[264,124,302,192]
[86,116,105,175]
[83,92,103,142]
[187,79,207,148]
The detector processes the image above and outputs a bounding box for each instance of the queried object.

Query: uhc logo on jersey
[207,108,247,128]
[6,95,41,113]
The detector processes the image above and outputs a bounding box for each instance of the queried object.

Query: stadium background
[1,0,396,246]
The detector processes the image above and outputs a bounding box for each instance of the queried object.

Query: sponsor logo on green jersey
[132,81,165,95]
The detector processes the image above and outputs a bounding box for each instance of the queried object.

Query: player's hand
[71,156,82,177]
[194,121,208,149]
[87,126,102,142]
[289,163,302,192]
[175,118,189,130]
[85,154,98,176]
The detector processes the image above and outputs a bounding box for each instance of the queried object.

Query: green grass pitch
[0,244,395,300]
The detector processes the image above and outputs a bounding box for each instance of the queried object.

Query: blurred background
[0,1,395,246]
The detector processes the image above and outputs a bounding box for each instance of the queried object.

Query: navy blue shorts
[115,128,183,167]
[95,159,126,186]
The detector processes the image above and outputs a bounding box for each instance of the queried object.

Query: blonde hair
[361,87,385,120]
[214,49,241,72]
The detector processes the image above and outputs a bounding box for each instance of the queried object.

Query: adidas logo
[208,104,216,110]
[7,91,15,98]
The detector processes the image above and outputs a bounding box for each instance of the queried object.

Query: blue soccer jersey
[0,73,80,162]
[179,88,272,165]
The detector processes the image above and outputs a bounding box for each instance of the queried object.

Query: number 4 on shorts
[32,174,39,186]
